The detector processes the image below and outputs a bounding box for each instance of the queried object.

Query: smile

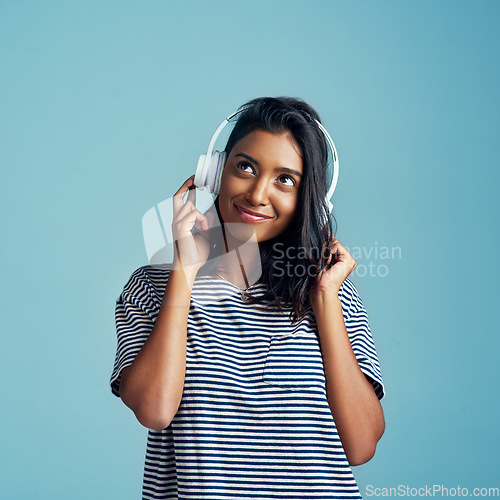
[234,204,273,223]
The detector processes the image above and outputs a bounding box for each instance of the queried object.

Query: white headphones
[194,108,340,214]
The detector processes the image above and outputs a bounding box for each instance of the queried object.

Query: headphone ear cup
[204,152,219,194]
[195,151,227,193]
[204,150,227,194]
[194,154,208,190]
[212,150,227,195]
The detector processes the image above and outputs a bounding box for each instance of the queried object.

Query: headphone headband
[204,109,242,161]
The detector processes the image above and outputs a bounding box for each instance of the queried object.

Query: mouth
[234,204,273,223]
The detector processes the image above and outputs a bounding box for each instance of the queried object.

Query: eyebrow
[234,153,303,179]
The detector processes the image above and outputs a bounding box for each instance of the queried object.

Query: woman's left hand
[309,238,357,303]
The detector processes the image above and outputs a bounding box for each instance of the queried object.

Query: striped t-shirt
[110,264,385,500]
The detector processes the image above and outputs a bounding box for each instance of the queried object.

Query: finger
[331,242,356,268]
[173,175,195,214]
[317,240,332,268]
[173,175,195,199]
[320,240,339,268]
[193,210,214,234]
[174,199,197,222]
[332,241,349,258]
[174,208,207,237]
[189,211,210,233]
[325,239,339,259]
[187,182,196,206]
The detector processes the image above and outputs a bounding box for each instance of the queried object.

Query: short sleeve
[110,267,160,397]
[339,279,385,400]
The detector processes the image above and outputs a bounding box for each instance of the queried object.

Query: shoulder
[134,263,172,287]
[337,277,366,317]
[123,264,172,286]
[119,264,172,311]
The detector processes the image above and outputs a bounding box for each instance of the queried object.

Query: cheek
[278,196,300,219]
[219,171,239,199]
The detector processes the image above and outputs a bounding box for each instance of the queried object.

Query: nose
[245,177,270,207]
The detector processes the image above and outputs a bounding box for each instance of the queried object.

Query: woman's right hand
[172,175,215,275]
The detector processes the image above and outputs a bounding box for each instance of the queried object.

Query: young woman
[111,97,385,499]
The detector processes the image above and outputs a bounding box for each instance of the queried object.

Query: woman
[111,97,385,499]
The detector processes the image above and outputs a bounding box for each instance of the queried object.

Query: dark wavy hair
[208,96,337,322]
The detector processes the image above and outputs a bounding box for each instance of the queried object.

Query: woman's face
[218,128,303,243]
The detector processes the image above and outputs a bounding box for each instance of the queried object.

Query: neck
[216,224,262,289]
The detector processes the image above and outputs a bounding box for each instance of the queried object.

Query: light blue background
[1,1,499,498]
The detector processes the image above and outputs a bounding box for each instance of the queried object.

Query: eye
[235,161,254,174]
[277,174,296,187]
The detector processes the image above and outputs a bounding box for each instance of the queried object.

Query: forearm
[119,269,196,430]
[313,295,385,465]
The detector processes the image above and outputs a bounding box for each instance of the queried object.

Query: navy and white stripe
[111,264,385,500]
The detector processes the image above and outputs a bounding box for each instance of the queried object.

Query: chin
[223,221,258,243]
